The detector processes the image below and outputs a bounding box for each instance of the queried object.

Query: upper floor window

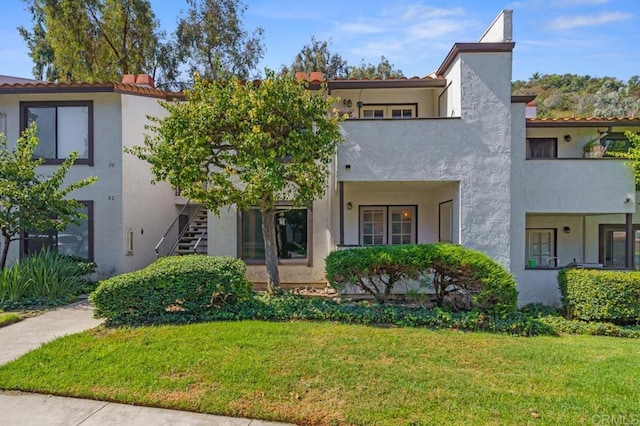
[20,101,93,165]
[526,138,557,159]
[601,133,632,155]
[360,104,417,119]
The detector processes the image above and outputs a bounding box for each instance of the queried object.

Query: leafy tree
[610,131,640,186]
[17,2,58,81]
[129,72,345,293]
[347,56,404,80]
[20,0,167,82]
[512,73,640,118]
[174,0,265,83]
[593,80,640,117]
[281,37,348,79]
[0,125,97,269]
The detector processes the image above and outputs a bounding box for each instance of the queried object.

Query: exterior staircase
[173,207,208,255]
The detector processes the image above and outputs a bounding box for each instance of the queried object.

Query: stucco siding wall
[332,88,440,118]
[208,194,333,285]
[120,94,178,274]
[440,58,461,117]
[0,93,125,278]
[340,182,458,246]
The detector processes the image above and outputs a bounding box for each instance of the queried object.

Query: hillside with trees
[512,73,640,118]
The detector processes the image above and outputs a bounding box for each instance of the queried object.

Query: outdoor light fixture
[278,213,286,227]
[564,134,572,142]
[346,202,353,210]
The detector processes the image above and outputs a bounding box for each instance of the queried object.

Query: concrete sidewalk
[0,298,102,365]
[0,301,290,425]
[0,392,285,425]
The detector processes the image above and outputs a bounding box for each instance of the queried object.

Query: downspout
[339,181,344,245]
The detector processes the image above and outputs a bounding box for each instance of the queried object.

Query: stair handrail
[155,200,192,258]
[192,235,204,253]
[167,205,207,256]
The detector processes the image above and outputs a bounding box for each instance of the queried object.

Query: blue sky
[1,0,638,82]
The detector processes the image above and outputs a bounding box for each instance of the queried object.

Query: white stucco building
[1,10,639,305]
[0,75,183,279]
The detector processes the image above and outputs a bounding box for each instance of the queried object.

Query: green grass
[0,312,21,327]
[0,321,638,425]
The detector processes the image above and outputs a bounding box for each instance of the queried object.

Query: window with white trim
[361,104,416,119]
[359,206,416,245]
[525,228,555,268]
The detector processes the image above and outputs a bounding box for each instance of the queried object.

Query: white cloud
[547,11,633,30]
[332,4,477,77]
[334,21,385,35]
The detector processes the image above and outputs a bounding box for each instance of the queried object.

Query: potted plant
[583,138,607,158]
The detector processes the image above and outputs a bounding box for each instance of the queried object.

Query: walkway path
[0,299,288,425]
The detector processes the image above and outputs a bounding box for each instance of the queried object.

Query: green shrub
[558,269,640,324]
[325,244,517,314]
[90,255,252,326]
[197,293,553,337]
[0,249,90,305]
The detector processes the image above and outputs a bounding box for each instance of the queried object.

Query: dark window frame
[526,138,557,159]
[358,204,418,246]
[599,224,640,268]
[20,100,94,166]
[237,204,313,267]
[21,200,94,261]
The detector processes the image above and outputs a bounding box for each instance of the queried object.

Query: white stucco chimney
[478,10,513,43]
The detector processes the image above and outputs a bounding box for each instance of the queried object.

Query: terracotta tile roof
[327,75,446,90]
[527,117,640,127]
[0,80,182,100]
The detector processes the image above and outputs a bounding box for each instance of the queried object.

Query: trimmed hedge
[90,255,252,326]
[558,269,640,324]
[325,244,517,314]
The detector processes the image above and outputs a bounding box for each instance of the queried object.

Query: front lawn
[0,321,638,425]
[0,312,21,327]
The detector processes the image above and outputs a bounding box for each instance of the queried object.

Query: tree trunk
[1,234,12,270]
[261,208,280,294]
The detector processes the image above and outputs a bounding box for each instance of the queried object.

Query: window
[526,229,555,268]
[361,104,417,119]
[23,201,93,260]
[359,206,417,245]
[20,101,93,165]
[241,207,310,263]
[439,200,453,243]
[526,138,557,159]
[601,133,633,155]
[599,224,640,268]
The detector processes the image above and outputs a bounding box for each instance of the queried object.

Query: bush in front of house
[0,249,93,307]
[90,255,252,326]
[558,269,640,324]
[325,244,517,314]
[201,293,554,336]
